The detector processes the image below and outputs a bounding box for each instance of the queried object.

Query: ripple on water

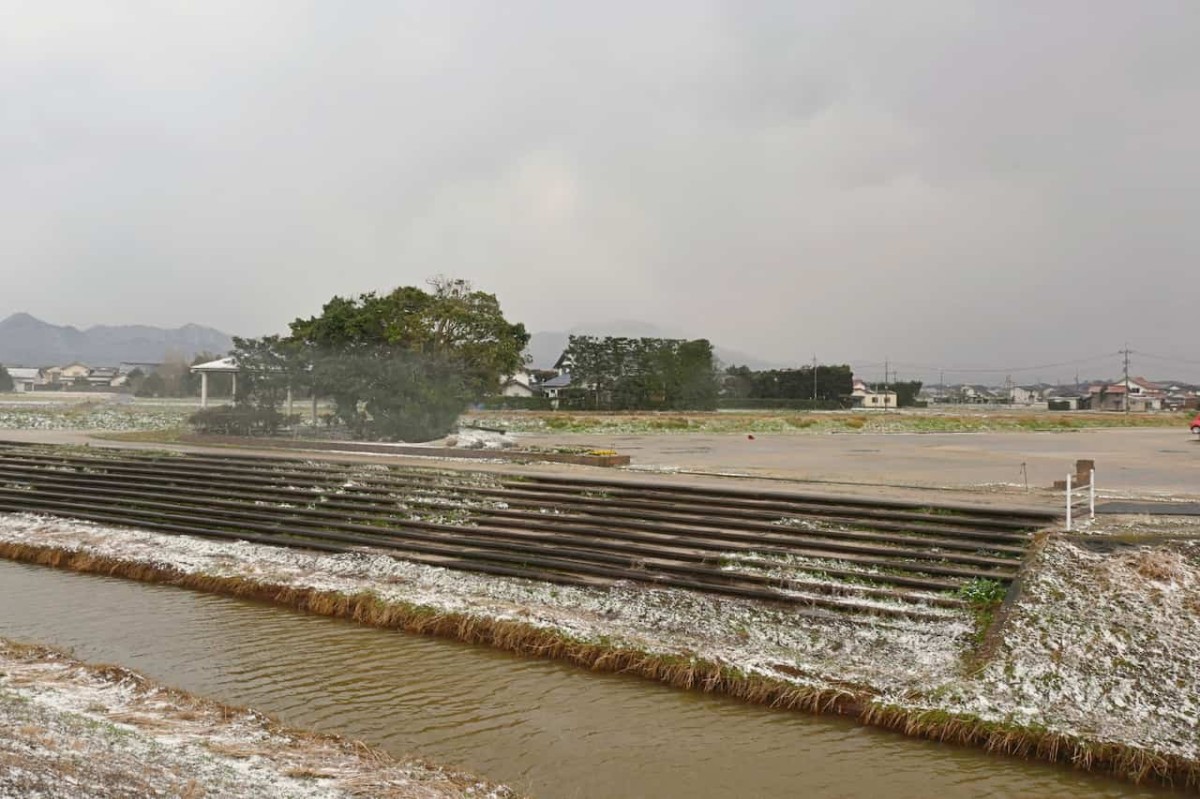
[0,560,1179,799]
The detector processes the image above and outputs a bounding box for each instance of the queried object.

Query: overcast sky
[3,1,1198,382]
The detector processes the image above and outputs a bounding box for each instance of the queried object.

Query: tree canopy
[0,365,12,393]
[563,336,717,410]
[232,278,529,441]
[729,365,853,403]
[288,277,528,396]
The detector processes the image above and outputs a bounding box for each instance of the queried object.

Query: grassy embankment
[0,513,1197,793]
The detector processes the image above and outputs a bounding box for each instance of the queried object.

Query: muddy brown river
[0,560,1178,798]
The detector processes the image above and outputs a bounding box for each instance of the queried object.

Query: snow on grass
[0,514,971,698]
[0,400,192,432]
[932,529,1200,761]
[0,641,513,799]
[462,410,1190,436]
[1,511,1196,767]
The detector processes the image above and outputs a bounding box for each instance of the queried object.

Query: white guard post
[1065,469,1096,531]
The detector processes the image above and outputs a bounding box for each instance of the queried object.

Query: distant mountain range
[0,312,780,373]
[0,313,234,367]
[524,321,781,371]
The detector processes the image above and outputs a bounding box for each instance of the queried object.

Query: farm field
[464,408,1192,435]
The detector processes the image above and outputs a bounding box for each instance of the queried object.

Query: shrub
[957,578,1007,606]
[188,406,299,437]
[717,398,842,410]
[477,396,554,411]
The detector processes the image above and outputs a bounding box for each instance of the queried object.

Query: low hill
[0,313,233,367]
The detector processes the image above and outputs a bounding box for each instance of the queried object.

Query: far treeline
[186,275,913,443]
[722,366,922,408]
[559,335,718,411]
[722,364,852,409]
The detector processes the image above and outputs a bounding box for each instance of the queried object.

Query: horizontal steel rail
[0,443,1052,619]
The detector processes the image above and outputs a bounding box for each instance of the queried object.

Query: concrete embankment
[0,443,1193,792]
[0,509,1196,792]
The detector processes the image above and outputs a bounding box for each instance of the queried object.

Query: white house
[499,367,535,398]
[7,367,45,392]
[849,378,897,409]
[1010,385,1043,406]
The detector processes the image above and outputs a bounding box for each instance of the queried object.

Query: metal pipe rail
[0,462,1020,572]
[0,446,1041,543]
[0,443,1053,619]
[0,455,1027,576]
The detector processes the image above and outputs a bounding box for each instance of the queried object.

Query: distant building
[50,362,91,384]
[1086,377,1165,412]
[540,373,572,409]
[849,378,897,409]
[1010,385,1044,406]
[7,367,46,392]
[85,367,119,387]
[498,367,535,398]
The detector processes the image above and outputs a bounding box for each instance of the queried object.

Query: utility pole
[1120,343,1132,421]
[812,354,818,403]
[939,369,944,404]
[884,357,890,412]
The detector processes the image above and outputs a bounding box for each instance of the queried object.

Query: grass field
[0,395,1190,439]
[464,408,1194,435]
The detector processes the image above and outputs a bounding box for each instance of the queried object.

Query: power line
[1133,351,1200,368]
[849,353,1116,376]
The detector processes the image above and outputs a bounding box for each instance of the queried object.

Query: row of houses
[4,362,160,392]
[500,364,1200,413]
[501,365,904,409]
[926,377,1200,411]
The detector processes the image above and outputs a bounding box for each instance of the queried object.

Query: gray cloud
[3,1,1198,381]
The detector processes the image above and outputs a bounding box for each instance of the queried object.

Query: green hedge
[477,396,554,410]
[188,406,299,436]
[717,398,842,410]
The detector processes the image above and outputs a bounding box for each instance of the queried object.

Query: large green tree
[564,336,717,410]
[234,278,528,441]
[745,365,853,403]
[289,277,528,395]
[0,365,13,393]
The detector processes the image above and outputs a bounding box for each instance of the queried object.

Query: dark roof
[541,373,572,389]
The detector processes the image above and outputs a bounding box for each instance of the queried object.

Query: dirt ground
[2,424,1197,508]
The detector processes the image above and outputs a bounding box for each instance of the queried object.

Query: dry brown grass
[2,539,1198,792]
[1129,549,1187,582]
[862,705,1200,791]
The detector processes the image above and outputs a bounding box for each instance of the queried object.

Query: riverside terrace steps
[0,443,1057,621]
[0,458,1029,578]
[0,442,1051,550]
[0,449,1043,541]
[0,460,1022,571]
[0,441,1046,585]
